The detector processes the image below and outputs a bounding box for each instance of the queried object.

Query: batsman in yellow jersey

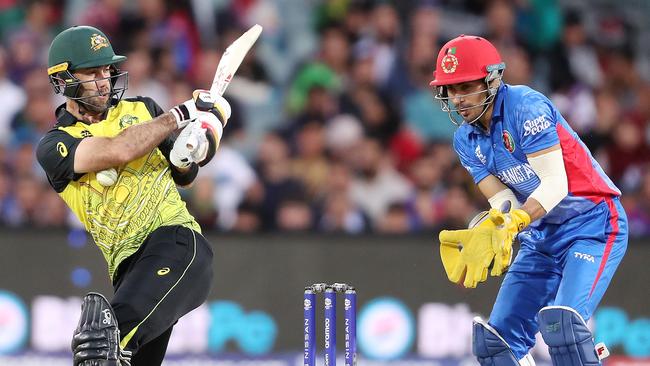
[36,26,230,366]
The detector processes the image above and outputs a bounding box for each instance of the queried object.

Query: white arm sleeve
[488,188,521,210]
[528,149,568,212]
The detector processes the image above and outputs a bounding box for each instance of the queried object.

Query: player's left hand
[192,89,231,127]
[169,91,230,169]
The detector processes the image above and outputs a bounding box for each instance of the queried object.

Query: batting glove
[169,90,231,129]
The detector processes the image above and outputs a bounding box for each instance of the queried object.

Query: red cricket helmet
[430,35,506,125]
[430,35,504,87]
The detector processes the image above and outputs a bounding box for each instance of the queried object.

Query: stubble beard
[79,91,110,115]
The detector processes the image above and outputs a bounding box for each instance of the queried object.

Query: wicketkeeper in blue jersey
[431,35,628,366]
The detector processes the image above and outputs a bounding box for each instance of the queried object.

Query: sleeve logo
[523,115,551,136]
[56,142,68,157]
[474,145,487,165]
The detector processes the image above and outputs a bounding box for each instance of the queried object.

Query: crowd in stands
[1,0,649,236]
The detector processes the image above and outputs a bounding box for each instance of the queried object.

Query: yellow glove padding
[439,208,531,288]
[488,208,531,275]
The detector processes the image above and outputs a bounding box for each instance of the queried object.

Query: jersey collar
[54,103,81,127]
[490,83,507,121]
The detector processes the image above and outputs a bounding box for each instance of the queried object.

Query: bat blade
[210,24,263,96]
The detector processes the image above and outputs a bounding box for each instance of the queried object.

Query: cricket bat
[210,24,263,96]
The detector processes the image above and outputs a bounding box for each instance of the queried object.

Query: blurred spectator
[232,200,262,233]
[74,0,125,39]
[360,3,402,91]
[346,85,400,145]
[0,167,11,225]
[518,0,562,52]
[438,185,479,230]
[33,189,68,227]
[186,176,218,229]
[13,143,40,178]
[276,195,314,232]
[605,116,650,183]
[401,30,457,143]
[582,89,618,156]
[318,191,368,234]
[287,40,342,116]
[500,45,532,86]
[319,25,352,78]
[197,145,258,230]
[622,167,650,237]
[409,4,440,40]
[377,202,411,234]
[290,121,330,198]
[317,161,369,234]
[10,68,57,147]
[602,46,643,111]
[349,137,412,228]
[122,49,170,109]
[256,132,308,230]
[4,0,56,84]
[484,0,525,53]
[0,47,26,146]
[4,174,43,227]
[549,9,603,90]
[324,114,364,162]
[405,154,446,232]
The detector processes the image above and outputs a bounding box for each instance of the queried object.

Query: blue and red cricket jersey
[453,84,628,359]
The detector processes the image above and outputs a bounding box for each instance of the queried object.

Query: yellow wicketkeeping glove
[487,208,531,276]
[439,208,531,288]
[439,211,496,288]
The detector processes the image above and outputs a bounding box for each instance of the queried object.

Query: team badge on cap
[441,47,459,74]
[90,33,109,51]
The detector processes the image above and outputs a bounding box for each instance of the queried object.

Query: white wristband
[488,189,520,210]
[169,100,197,129]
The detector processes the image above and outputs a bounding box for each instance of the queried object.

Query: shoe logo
[157,267,171,276]
[102,309,112,325]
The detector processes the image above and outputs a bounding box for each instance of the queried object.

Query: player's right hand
[487,207,530,276]
[169,89,231,129]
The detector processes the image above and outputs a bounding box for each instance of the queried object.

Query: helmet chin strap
[439,88,496,126]
[435,69,503,127]
[434,67,505,126]
[459,92,497,127]
[72,76,118,118]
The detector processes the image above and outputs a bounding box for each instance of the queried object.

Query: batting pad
[72,292,129,366]
[538,306,602,366]
[472,316,522,366]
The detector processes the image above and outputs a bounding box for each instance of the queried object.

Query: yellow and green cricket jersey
[36,97,200,278]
